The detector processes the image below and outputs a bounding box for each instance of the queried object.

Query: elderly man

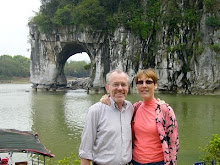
[79,69,134,165]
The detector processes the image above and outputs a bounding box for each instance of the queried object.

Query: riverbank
[0,77,30,84]
[2,77,219,96]
[0,77,83,84]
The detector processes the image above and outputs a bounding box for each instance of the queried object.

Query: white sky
[0,0,90,62]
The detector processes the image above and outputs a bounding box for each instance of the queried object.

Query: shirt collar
[109,97,127,110]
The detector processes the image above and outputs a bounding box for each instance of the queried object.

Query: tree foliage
[204,0,218,13]
[73,0,106,29]
[46,152,80,165]
[52,4,73,26]
[32,12,54,33]
[32,0,160,38]
[200,134,220,164]
[0,55,30,79]
[206,16,220,29]
[125,0,161,39]
[31,0,217,40]
[64,60,90,77]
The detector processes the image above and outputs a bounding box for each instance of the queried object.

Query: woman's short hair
[135,68,158,84]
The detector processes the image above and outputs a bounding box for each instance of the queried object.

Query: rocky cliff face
[154,13,220,94]
[29,2,220,94]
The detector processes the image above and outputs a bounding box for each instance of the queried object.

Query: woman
[131,69,179,165]
[101,68,179,165]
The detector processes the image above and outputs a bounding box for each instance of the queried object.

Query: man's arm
[79,104,99,164]
[81,158,91,165]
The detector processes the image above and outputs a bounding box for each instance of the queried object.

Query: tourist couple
[79,69,179,165]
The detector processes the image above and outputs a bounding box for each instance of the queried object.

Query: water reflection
[31,91,72,160]
[0,84,33,163]
[0,84,33,131]
[63,89,92,132]
[156,94,220,164]
[31,89,103,161]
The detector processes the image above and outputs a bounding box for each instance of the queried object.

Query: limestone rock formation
[29,3,220,95]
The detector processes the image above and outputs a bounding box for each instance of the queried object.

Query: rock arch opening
[67,52,90,63]
[56,43,94,89]
[65,52,91,78]
[64,50,92,90]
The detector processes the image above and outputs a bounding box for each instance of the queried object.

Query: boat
[0,129,55,165]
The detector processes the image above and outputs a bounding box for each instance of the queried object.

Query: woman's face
[136,75,157,101]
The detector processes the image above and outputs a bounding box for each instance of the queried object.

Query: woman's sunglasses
[136,80,154,85]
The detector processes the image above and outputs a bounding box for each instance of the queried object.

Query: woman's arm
[165,105,179,164]
[100,94,111,105]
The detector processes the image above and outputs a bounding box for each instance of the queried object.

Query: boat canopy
[0,129,54,158]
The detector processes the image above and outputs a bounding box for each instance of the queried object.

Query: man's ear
[105,84,109,93]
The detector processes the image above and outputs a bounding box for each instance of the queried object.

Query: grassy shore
[0,77,30,84]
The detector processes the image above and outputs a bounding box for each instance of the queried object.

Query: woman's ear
[154,83,158,90]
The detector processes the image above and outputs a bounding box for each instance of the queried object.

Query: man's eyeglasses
[136,80,154,85]
[112,83,128,87]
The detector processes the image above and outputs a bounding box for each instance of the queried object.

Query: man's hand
[156,98,168,105]
[81,159,91,165]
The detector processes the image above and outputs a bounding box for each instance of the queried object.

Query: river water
[0,84,220,165]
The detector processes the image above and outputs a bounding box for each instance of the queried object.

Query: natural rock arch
[29,25,114,92]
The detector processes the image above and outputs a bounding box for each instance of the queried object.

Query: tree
[13,55,30,77]
[0,55,30,79]
[72,0,105,29]
[52,4,74,26]
[200,134,220,164]
[64,60,90,77]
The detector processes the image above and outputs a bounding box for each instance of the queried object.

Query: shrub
[52,5,73,26]
[209,44,220,53]
[32,12,53,33]
[57,153,80,165]
[200,134,220,164]
[206,16,220,29]
[204,0,217,13]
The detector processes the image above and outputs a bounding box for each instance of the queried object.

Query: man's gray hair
[106,69,130,84]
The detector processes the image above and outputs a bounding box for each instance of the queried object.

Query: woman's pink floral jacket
[133,101,179,165]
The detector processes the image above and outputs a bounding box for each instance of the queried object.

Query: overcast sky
[0,0,90,62]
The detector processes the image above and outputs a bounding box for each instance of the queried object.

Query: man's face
[105,72,129,104]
